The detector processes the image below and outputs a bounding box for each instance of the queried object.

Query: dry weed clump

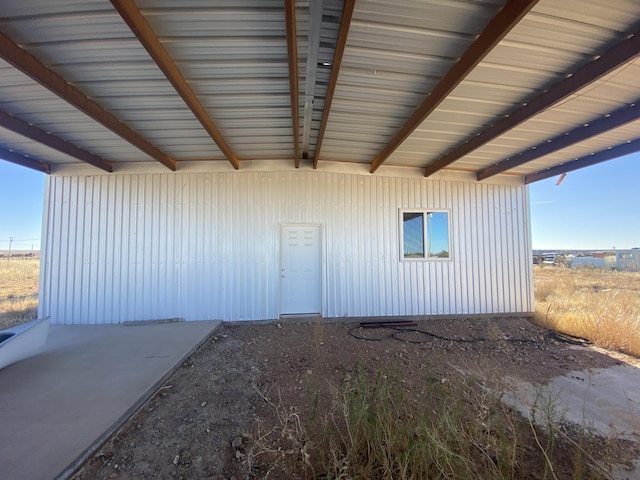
[533,265,640,357]
[0,257,39,329]
[245,368,621,480]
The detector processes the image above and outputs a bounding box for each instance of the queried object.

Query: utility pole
[8,236,14,258]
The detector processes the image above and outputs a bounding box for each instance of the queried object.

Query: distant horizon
[6,247,639,255]
[532,247,640,253]
[0,249,39,255]
[1,151,640,251]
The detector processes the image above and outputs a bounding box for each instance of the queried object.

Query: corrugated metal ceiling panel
[135,0,295,159]
[386,0,640,170]
[0,126,80,166]
[507,118,640,176]
[0,1,225,161]
[456,57,640,172]
[0,59,156,163]
[0,0,639,179]
[320,0,508,163]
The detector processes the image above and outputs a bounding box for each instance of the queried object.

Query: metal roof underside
[1,0,639,183]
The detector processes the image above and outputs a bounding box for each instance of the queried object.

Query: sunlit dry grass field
[533,264,640,357]
[0,257,39,330]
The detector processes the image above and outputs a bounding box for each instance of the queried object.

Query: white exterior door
[280,225,322,315]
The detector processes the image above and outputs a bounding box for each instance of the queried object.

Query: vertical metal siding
[40,171,533,324]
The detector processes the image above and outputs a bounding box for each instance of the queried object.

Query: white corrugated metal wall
[39,169,533,324]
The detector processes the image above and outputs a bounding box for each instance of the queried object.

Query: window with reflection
[401,210,450,260]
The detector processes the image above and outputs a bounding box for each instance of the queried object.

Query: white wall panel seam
[38,176,51,321]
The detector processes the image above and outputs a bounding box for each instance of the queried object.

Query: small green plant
[528,388,563,480]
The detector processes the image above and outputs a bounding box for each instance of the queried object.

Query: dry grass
[0,257,39,330]
[247,368,621,479]
[533,265,640,357]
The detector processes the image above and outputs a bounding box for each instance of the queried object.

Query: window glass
[426,212,449,258]
[401,210,450,260]
[403,212,424,258]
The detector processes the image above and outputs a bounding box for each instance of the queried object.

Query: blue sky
[0,161,45,251]
[529,152,640,250]
[0,154,638,251]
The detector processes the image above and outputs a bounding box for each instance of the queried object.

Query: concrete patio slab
[502,347,640,479]
[504,346,640,441]
[0,320,220,480]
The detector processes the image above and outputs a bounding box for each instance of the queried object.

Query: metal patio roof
[0,0,639,183]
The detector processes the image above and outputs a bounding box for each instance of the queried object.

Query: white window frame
[399,209,452,262]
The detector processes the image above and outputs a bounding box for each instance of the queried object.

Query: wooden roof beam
[477,101,640,180]
[425,31,640,178]
[0,147,51,174]
[313,0,356,169]
[284,0,301,168]
[370,0,539,174]
[110,0,239,170]
[0,31,176,171]
[0,110,113,172]
[524,138,640,184]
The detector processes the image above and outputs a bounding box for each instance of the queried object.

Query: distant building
[616,250,640,271]
[539,253,567,266]
[570,256,606,269]
[570,250,639,271]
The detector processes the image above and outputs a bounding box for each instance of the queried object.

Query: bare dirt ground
[71,316,634,480]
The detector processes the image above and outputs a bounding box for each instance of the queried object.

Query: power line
[0,237,40,242]
[0,237,41,251]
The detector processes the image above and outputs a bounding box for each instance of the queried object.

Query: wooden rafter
[369,0,539,174]
[313,0,356,169]
[477,102,640,180]
[0,110,113,172]
[0,31,176,171]
[0,147,51,174]
[425,32,640,178]
[110,0,239,170]
[524,138,640,184]
[284,0,300,168]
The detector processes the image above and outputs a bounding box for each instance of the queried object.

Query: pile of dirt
[71,316,628,480]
